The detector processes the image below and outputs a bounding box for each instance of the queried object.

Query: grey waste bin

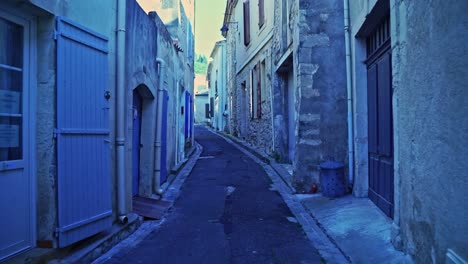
[319,161,346,198]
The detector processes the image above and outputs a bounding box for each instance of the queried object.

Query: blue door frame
[132,91,142,196]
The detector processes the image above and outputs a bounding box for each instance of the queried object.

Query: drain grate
[198,156,215,159]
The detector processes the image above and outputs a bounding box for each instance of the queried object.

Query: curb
[212,129,297,193]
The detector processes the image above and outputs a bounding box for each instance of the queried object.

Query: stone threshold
[4,213,142,264]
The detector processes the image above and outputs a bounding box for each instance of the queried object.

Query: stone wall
[235,43,274,154]
[271,0,348,192]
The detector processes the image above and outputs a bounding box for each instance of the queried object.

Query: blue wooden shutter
[184,92,189,138]
[367,65,378,154]
[160,90,169,183]
[243,0,251,46]
[190,96,194,137]
[55,17,112,247]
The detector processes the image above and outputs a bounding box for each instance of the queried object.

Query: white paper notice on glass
[0,124,20,148]
[0,90,21,114]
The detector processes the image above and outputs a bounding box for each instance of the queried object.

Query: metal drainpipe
[154,58,165,195]
[175,80,180,165]
[116,0,128,224]
[344,0,355,190]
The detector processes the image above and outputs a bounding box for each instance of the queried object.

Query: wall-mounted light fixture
[220,22,238,36]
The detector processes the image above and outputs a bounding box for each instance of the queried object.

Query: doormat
[132,196,173,220]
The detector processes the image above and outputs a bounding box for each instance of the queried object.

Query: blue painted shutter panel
[160,90,169,183]
[184,92,189,138]
[190,96,194,137]
[377,53,392,156]
[367,65,378,153]
[55,17,112,247]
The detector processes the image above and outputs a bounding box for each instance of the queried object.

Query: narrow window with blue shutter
[258,0,265,28]
[243,0,251,46]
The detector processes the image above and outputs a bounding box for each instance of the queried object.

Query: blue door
[160,90,168,183]
[55,17,112,247]
[132,91,142,196]
[366,16,394,218]
[0,13,34,261]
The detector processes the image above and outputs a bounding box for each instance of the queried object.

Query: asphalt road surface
[102,126,322,264]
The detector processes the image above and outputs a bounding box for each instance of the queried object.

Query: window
[0,18,24,161]
[249,62,262,119]
[258,0,265,28]
[243,0,251,46]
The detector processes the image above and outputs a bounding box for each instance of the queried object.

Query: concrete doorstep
[5,143,203,264]
[4,214,143,264]
[213,128,413,264]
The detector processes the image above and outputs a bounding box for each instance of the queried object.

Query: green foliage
[196,54,208,63]
[195,61,208,74]
[195,53,209,74]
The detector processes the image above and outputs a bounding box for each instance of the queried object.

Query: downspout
[344,0,354,189]
[116,0,128,224]
[154,58,165,195]
[192,0,196,145]
[174,79,180,166]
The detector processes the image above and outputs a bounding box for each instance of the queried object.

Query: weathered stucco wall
[392,0,468,262]
[347,0,381,197]
[126,0,160,198]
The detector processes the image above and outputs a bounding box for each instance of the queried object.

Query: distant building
[194,91,209,124]
[207,41,228,132]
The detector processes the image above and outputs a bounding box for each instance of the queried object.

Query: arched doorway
[132,90,143,196]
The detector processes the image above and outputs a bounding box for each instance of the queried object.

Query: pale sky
[195,0,227,57]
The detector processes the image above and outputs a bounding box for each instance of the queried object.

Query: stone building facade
[223,0,275,154]
[269,0,348,192]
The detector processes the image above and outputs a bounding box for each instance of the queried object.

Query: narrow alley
[1,0,467,263]
[97,126,322,263]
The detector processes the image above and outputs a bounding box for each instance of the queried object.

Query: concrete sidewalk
[215,128,413,264]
